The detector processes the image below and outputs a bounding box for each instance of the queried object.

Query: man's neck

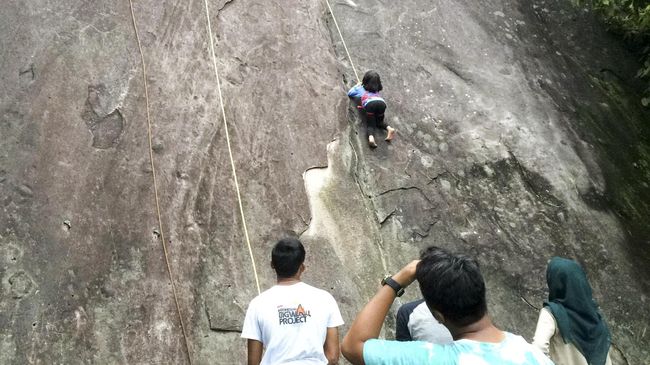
[276,276,301,285]
[450,315,504,343]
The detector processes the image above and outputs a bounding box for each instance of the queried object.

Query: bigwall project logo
[278,304,311,325]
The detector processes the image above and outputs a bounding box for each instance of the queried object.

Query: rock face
[1,0,648,363]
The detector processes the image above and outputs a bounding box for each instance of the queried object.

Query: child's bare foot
[385,126,396,141]
[368,135,378,148]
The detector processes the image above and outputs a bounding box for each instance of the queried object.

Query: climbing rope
[203,0,261,295]
[324,0,394,278]
[127,1,193,363]
[324,0,360,83]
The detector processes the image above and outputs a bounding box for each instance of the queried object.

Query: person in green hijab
[532,257,612,365]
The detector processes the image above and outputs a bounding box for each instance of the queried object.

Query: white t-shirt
[241,282,344,365]
[409,302,453,344]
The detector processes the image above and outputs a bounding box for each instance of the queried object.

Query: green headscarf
[544,257,611,365]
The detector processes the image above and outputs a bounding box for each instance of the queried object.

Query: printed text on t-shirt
[278,304,311,325]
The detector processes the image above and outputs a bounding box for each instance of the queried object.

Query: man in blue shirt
[341,246,554,365]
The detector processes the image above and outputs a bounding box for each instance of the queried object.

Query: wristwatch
[381,276,405,297]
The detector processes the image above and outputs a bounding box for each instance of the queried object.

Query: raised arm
[347,83,364,98]
[341,260,419,365]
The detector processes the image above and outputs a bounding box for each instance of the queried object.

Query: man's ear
[299,263,306,274]
[271,261,275,270]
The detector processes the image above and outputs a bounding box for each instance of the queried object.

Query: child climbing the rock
[348,70,396,148]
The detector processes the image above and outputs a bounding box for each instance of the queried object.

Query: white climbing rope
[324,0,361,83]
[203,0,261,295]
[127,0,193,363]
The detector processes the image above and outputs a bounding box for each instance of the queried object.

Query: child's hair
[362,70,383,93]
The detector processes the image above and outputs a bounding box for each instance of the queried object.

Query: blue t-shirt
[364,332,554,365]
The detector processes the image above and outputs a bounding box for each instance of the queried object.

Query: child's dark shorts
[365,100,386,116]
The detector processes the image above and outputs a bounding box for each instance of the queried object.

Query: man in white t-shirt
[241,238,344,365]
[396,299,452,344]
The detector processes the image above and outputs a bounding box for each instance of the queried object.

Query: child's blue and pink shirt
[348,85,385,108]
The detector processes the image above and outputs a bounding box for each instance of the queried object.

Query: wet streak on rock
[82,85,125,149]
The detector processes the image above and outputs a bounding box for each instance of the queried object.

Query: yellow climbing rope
[203,0,261,295]
[324,0,361,83]
[127,1,193,363]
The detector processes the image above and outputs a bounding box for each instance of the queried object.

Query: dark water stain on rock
[82,84,125,149]
[469,155,565,212]
[89,110,124,149]
[579,185,610,211]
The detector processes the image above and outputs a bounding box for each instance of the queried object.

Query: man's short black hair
[271,238,306,278]
[362,70,383,93]
[416,246,487,327]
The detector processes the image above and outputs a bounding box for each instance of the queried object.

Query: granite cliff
[1,0,649,363]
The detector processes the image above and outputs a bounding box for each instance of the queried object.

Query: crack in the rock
[296,211,309,227]
[377,207,439,240]
[425,172,443,184]
[537,210,559,226]
[378,209,396,225]
[347,134,372,201]
[297,216,312,236]
[323,3,358,88]
[19,64,35,80]
[608,342,631,365]
[215,0,235,16]
[305,165,329,173]
[345,125,390,273]
[375,185,434,205]
[519,294,541,311]
[205,299,242,334]
[412,220,439,239]
[402,150,415,178]
[205,301,215,330]
[210,328,242,334]
[489,205,526,249]
[507,150,563,209]
[376,186,421,197]
[441,61,472,84]
[402,152,447,184]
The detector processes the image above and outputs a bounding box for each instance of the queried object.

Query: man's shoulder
[496,332,555,365]
[299,282,337,299]
[364,339,455,364]
[247,286,281,306]
[397,299,425,317]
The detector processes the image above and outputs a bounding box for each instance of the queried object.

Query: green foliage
[575,0,650,105]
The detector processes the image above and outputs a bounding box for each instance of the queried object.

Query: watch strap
[381,276,405,297]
